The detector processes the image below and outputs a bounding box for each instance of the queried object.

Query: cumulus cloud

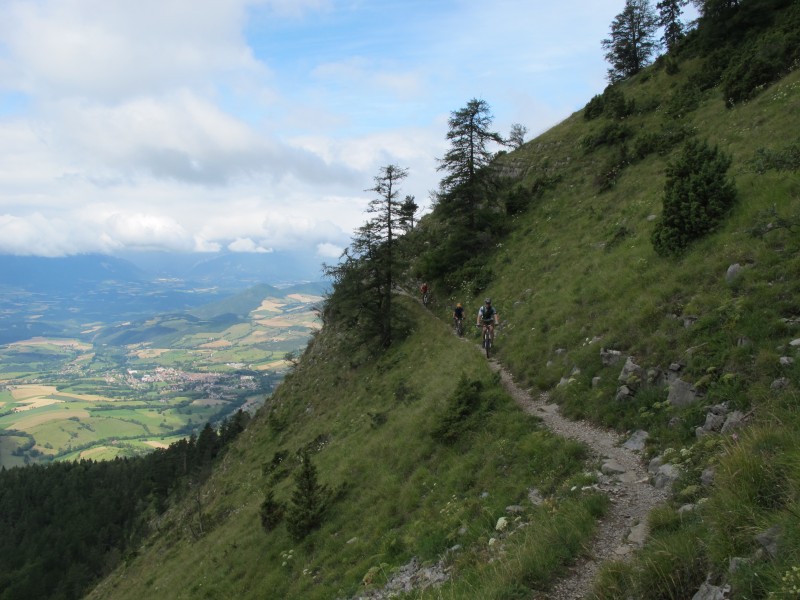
[316,242,343,259]
[0,0,637,262]
[228,237,273,253]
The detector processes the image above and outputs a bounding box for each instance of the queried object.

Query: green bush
[722,23,800,107]
[584,93,605,121]
[581,123,634,152]
[432,375,495,444]
[259,489,285,532]
[651,138,737,256]
[285,450,332,541]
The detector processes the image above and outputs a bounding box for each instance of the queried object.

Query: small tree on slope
[651,138,737,256]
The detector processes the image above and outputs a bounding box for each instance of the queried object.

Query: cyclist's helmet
[485,298,491,304]
[456,303,462,308]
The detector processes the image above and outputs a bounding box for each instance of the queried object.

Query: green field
[0,285,323,468]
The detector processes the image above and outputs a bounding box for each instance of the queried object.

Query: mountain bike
[422,290,430,307]
[454,317,464,337]
[479,323,493,358]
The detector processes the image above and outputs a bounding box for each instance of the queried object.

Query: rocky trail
[488,357,670,599]
[362,294,671,599]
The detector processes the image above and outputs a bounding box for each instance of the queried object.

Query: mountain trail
[397,292,670,598]
[486,355,670,599]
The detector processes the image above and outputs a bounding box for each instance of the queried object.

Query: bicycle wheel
[484,333,491,358]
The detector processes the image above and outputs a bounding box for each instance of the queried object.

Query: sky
[0,0,689,268]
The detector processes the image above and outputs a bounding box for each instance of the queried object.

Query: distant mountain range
[0,250,326,293]
[0,252,328,344]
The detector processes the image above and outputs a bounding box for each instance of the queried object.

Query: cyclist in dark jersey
[453,303,465,334]
[477,298,499,342]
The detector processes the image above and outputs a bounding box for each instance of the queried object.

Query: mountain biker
[453,303,465,333]
[477,298,499,342]
[420,282,429,304]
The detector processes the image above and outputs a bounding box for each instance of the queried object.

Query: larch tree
[364,164,409,347]
[436,98,504,227]
[657,0,688,51]
[602,0,660,83]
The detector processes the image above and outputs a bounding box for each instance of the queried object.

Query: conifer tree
[436,98,504,227]
[602,0,659,83]
[651,138,737,255]
[657,0,687,51]
[286,451,331,541]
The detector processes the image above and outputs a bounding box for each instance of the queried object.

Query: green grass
[86,296,604,600]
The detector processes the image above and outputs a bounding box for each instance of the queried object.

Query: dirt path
[403,291,670,598]
[487,357,669,599]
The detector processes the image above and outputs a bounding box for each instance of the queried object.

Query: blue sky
[0,0,696,264]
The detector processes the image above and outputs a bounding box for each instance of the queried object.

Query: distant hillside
[0,254,145,292]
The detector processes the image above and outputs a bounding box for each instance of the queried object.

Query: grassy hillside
[87,298,605,599]
[87,6,800,599]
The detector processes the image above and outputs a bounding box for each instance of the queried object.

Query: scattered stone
[615,385,633,401]
[701,467,715,487]
[618,357,645,388]
[780,356,795,366]
[622,430,649,451]
[495,517,509,532]
[653,463,680,489]
[721,411,745,433]
[684,315,698,328]
[790,338,800,347]
[648,455,664,475]
[669,362,683,372]
[692,580,731,600]
[505,505,525,514]
[725,263,742,283]
[756,524,782,559]
[678,503,697,514]
[729,556,751,573]
[627,522,648,545]
[737,337,752,347]
[668,378,700,407]
[696,412,726,438]
[601,459,627,476]
[527,488,544,505]
[771,377,790,390]
[601,348,624,366]
[592,376,602,388]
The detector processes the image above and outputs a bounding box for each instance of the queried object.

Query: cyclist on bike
[453,303,465,334]
[477,298,499,342]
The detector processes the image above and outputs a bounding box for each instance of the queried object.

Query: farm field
[0,283,323,468]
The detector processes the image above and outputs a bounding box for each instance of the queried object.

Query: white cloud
[316,242,343,259]
[0,0,659,264]
[228,237,273,253]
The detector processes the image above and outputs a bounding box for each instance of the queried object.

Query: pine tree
[436,98,504,227]
[602,0,660,83]
[651,138,737,256]
[286,451,331,541]
[657,0,687,51]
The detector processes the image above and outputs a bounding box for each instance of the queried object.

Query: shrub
[432,375,494,444]
[581,123,634,152]
[651,138,737,256]
[750,143,800,174]
[259,489,285,532]
[285,450,332,541]
[722,25,800,107]
[584,93,605,121]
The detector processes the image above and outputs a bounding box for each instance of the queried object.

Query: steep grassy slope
[87,16,800,600]
[87,297,606,599]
